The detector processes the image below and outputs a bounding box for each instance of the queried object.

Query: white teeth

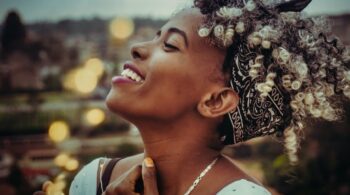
[121,68,144,83]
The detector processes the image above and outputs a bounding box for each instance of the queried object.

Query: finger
[142,157,159,195]
[123,164,142,186]
[104,165,142,195]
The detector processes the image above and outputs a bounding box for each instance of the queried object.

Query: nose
[131,42,149,61]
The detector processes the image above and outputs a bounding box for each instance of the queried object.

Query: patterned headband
[195,0,312,144]
[226,42,292,144]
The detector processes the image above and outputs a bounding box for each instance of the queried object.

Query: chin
[105,89,140,122]
[105,90,122,114]
[105,88,185,124]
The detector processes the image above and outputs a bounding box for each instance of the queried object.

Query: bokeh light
[45,173,67,195]
[74,68,98,94]
[84,58,104,77]
[54,153,70,167]
[84,108,106,126]
[64,158,79,171]
[63,69,78,91]
[63,60,103,94]
[109,17,134,40]
[48,121,70,143]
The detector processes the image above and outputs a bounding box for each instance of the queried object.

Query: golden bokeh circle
[65,158,79,171]
[48,121,70,143]
[84,108,106,126]
[109,17,134,40]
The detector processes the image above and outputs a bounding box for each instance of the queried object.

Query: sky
[0,0,349,23]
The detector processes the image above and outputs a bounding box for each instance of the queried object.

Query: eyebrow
[167,27,189,48]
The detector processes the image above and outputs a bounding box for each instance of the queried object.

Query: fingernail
[144,157,154,167]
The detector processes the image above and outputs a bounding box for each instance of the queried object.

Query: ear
[197,87,239,118]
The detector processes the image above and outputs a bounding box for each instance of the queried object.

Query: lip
[112,76,137,84]
[123,62,145,80]
[111,61,145,85]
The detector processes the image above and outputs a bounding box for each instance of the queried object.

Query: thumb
[142,157,159,195]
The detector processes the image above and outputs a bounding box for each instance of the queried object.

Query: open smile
[112,62,145,84]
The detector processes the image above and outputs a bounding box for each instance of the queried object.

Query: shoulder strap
[96,158,122,195]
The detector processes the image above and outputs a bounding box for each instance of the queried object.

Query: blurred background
[0,0,349,194]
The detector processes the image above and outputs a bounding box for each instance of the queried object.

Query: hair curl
[194,0,350,164]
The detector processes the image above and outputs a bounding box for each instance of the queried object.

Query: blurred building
[0,9,165,194]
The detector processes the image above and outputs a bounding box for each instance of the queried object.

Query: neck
[135,118,222,195]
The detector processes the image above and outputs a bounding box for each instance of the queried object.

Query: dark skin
[104,8,256,195]
[34,8,257,195]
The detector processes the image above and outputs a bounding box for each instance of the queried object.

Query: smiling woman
[30,0,350,195]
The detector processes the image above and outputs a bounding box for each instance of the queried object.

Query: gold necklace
[183,156,220,195]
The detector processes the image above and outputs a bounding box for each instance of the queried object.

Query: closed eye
[164,42,178,50]
[156,29,180,51]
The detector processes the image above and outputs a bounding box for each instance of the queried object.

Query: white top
[69,158,271,195]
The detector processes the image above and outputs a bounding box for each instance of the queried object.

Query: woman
[36,0,350,194]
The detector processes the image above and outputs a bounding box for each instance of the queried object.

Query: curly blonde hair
[194,0,350,165]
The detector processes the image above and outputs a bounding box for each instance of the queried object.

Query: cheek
[105,52,212,121]
[140,54,212,117]
[140,60,202,118]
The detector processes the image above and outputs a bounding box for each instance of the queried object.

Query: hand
[33,181,53,195]
[103,157,159,195]
[142,158,159,195]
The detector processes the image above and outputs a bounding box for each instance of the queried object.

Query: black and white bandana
[194,0,312,144]
[226,42,292,144]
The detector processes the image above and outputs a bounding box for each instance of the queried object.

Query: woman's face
[106,8,226,123]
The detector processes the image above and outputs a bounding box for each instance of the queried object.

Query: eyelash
[155,31,179,51]
[163,42,178,50]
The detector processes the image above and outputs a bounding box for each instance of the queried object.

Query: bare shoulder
[109,153,144,181]
[118,153,144,169]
